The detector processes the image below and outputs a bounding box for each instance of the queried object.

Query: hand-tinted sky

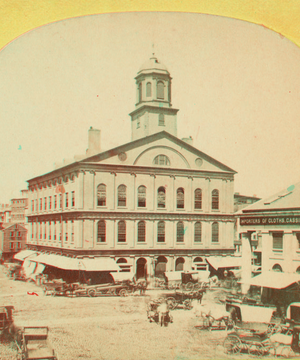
[1,12,300,202]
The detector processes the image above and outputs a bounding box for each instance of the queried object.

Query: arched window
[157,221,165,242]
[177,221,184,242]
[137,221,146,242]
[194,188,202,209]
[153,155,170,166]
[194,222,202,242]
[177,188,184,209]
[97,184,106,206]
[212,189,219,210]
[117,258,130,272]
[118,185,126,207]
[118,221,126,242]
[212,222,219,243]
[138,82,142,102]
[137,185,146,207]
[146,82,152,97]
[296,266,300,274]
[272,264,283,272]
[158,113,165,126]
[155,256,167,276]
[157,186,166,208]
[97,220,106,242]
[175,257,185,271]
[157,81,164,99]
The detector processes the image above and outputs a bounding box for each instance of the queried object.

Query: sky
[1,12,300,203]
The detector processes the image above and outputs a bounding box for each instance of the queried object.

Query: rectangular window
[44,222,46,239]
[71,191,75,207]
[273,233,283,250]
[54,221,56,241]
[35,199,38,212]
[44,197,47,210]
[65,221,68,242]
[31,223,33,239]
[49,196,52,210]
[296,233,300,248]
[54,195,57,209]
[39,198,42,211]
[71,220,74,243]
[31,200,34,212]
[65,193,68,208]
[40,223,42,239]
[59,194,62,209]
[10,242,14,249]
[49,222,51,240]
[10,232,14,237]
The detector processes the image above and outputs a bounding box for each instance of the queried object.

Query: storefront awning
[31,254,80,270]
[14,250,37,261]
[165,271,182,281]
[241,271,300,289]
[206,256,242,270]
[31,254,120,272]
[111,272,134,282]
[79,258,120,272]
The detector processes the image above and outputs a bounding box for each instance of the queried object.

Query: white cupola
[129,55,179,141]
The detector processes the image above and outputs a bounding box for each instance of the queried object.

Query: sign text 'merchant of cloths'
[240,216,300,226]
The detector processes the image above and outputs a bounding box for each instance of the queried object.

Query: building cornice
[27,211,235,222]
[26,244,235,257]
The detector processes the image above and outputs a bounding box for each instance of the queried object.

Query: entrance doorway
[136,258,147,279]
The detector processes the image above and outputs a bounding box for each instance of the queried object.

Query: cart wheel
[185,282,194,291]
[88,289,97,297]
[193,283,202,291]
[183,299,193,310]
[119,288,129,297]
[166,297,176,310]
[248,343,264,356]
[107,288,117,296]
[223,335,242,354]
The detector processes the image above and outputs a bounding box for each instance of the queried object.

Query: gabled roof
[1,223,27,231]
[81,131,237,174]
[241,182,300,213]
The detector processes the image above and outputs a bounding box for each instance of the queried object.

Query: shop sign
[240,215,300,226]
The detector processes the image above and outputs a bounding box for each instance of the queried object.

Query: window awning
[79,258,120,272]
[240,271,300,289]
[14,250,37,261]
[206,256,242,270]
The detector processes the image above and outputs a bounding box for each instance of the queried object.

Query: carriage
[164,271,210,291]
[19,326,58,360]
[164,290,205,310]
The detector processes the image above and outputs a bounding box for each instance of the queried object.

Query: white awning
[79,258,120,272]
[206,256,242,270]
[31,254,80,270]
[241,271,300,289]
[111,272,134,282]
[165,271,182,281]
[31,254,120,272]
[14,250,37,261]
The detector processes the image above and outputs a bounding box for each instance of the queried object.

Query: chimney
[86,127,101,156]
[181,136,193,146]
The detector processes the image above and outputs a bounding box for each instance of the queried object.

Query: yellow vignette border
[0,0,300,51]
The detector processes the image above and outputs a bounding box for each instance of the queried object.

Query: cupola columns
[130,56,179,141]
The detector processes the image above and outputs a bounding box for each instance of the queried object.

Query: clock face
[195,158,203,168]
[118,152,127,162]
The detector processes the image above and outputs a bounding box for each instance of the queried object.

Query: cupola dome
[138,55,169,74]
